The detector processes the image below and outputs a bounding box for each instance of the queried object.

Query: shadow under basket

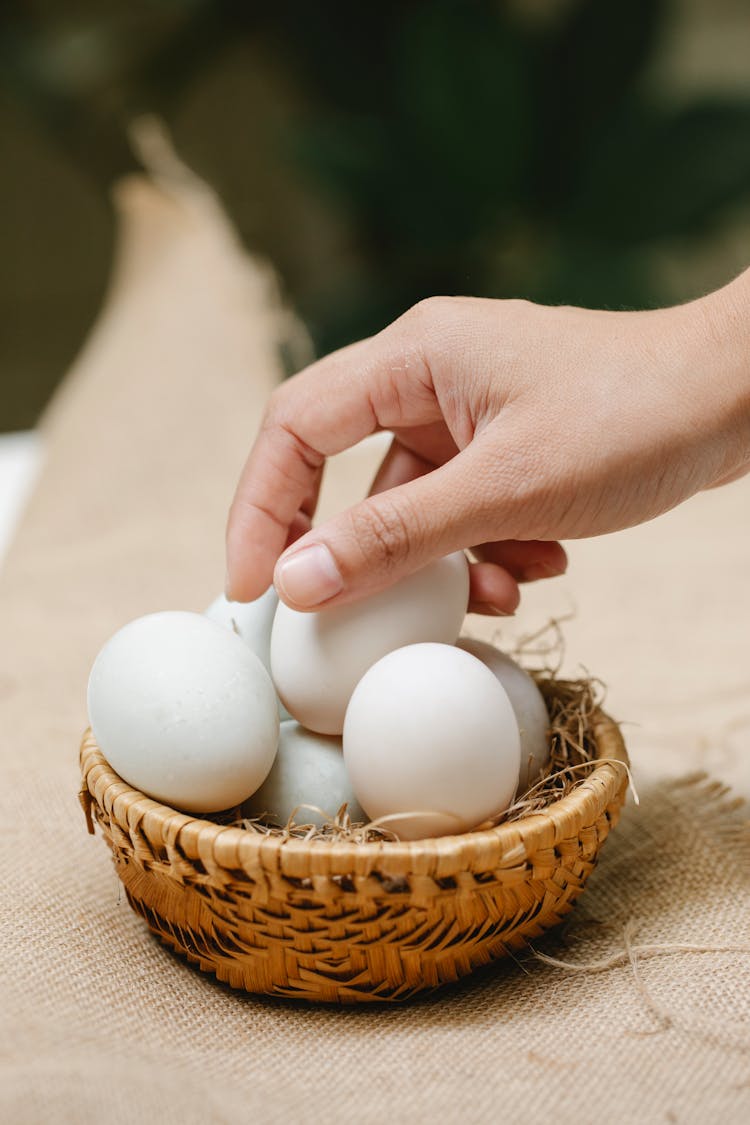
[79,685,629,1004]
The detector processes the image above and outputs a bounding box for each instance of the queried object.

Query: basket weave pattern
[79,692,628,1003]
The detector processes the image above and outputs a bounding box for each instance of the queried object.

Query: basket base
[123,878,587,1004]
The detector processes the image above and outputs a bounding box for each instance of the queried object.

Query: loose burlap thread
[1,164,748,1124]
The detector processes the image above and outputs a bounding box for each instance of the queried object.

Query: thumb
[273,439,511,610]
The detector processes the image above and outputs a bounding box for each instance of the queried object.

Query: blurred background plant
[1,0,749,430]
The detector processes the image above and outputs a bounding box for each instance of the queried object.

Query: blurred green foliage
[1,0,750,425]
[270,0,750,347]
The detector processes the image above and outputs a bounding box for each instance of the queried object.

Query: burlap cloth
[1,170,748,1124]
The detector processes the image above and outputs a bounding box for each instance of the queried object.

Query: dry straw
[79,666,630,1003]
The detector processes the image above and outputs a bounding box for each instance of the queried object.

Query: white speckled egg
[458,637,550,793]
[87,611,279,813]
[243,721,366,828]
[271,552,470,735]
[205,589,291,720]
[343,642,521,839]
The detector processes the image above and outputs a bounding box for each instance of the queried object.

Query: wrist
[675,269,750,470]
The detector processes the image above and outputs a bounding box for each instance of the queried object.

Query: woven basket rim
[79,689,628,880]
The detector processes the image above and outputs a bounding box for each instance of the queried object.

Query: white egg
[458,637,550,793]
[243,721,366,828]
[205,587,276,666]
[87,611,279,813]
[343,643,521,839]
[271,552,470,735]
[205,590,291,720]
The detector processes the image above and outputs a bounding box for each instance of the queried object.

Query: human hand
[226,271,750,613]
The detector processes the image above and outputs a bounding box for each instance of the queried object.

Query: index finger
[225,326,440,601]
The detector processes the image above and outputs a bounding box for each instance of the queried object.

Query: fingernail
[470,603,514,617]
[275,543,343,607]
[224,569,234,601]
[521,562,566,583]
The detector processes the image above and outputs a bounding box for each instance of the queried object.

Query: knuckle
[502,296,534,318]
[262,389,322,475]
[262,386,288,428]
[348,495,423,572]
[403,295,455,332]
[390,297,458,383]
[495,297,538,337]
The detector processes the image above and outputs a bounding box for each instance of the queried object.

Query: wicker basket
[79,685,628,1003]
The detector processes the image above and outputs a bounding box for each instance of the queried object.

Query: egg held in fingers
[271,552,470,735]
